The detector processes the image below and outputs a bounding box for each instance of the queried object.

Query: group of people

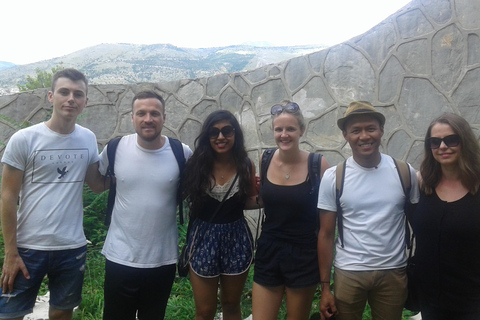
[0,68,478,320]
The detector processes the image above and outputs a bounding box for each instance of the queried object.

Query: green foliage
[17,65,64,91]
[82,185,108,245]
[73,245,106,320]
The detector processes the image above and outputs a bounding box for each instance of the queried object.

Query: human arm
[244,160,261,209]
[0,164,30,293]
[318,209,338,319]
[85,161,110,193]
[84,161,108,193]
[320,156,330,178]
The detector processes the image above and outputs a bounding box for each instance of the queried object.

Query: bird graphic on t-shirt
[57,166,69,179]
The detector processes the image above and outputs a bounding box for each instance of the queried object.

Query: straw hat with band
[337,101,386,131]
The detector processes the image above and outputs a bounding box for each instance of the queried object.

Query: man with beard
[97,91,192,320]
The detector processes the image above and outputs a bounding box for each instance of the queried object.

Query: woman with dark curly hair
[413,113,480,319]
[183,110,258,320]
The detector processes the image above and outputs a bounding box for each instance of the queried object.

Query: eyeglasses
[270,102,300,115]
[427,134,460,149]
[208,126,235,139]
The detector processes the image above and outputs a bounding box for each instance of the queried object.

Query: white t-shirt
[99,134,192,268]
[1,123,99,250]
[317,154,419,271]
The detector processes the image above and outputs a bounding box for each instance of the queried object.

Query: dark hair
[132,91,165,113]
[183,110,252,216]
[420,113,480,195]
[271,100,305,131]
[51,68,88,93]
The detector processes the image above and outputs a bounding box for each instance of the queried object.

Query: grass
[0,186,419,319]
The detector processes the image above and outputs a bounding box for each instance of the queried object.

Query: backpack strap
[335,160,347,248]
[168,137,187,225]
[391,157,413,249]
[308,153,322,234]
[260,149,276,187]
[307,153,322,195]
[335,157,413,249]
[392,157,411,196]
[104,137,122,226]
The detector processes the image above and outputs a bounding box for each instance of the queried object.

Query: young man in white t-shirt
[0,69,102,320]
[97,91,192,320]
[317,101,419,320]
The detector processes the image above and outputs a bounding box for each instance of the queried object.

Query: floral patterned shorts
[187,218,254,278]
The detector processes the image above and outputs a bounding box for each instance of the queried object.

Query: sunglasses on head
[208,125,235,139]
[270,102,300,115]
[427,134,460,149]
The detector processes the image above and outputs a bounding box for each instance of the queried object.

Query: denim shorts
[254,235,319,288]
[188,218,254,277]
[0,245,87,319]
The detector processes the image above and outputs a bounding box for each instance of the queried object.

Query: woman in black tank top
[252,101,329,320]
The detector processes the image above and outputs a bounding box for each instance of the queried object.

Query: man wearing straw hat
[317,101,419,320]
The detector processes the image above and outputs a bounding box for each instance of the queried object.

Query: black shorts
[253,236,319,288]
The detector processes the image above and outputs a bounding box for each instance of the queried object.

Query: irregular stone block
[456,0,480,29]
[397,39,429,75]
[399,78,454,136]
[397,9,434,39]
[420,0,452,24]
[379,57,405,103]
[467,33,480,66]
[432,24,464,92]
[355,22,397,67]
[324,44,375,103]
[285,56,310,92]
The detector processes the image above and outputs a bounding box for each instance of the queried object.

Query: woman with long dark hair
[183,110,257,320]
[413,113,480,319]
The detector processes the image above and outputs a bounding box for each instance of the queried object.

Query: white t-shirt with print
[1,123,99,250]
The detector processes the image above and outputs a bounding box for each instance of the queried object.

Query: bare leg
[285,285,317,320]
[190,269,219,320]
[252,281,284,320]
[219,271,249,320]
[49,308,73,320]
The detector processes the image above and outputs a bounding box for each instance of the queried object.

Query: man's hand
[319,290,337,319]
[1,252,30,293]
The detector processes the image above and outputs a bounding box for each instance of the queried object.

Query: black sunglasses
[427,134,460,149]
[270,102,300,115]
[208,126,235,139]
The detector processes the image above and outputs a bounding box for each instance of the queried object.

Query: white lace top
[206,174,240,201]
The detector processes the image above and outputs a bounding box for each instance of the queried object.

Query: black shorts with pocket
[253,235,319,288]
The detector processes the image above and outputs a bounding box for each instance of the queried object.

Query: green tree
[17,65,64,91]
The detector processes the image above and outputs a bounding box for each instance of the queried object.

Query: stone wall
[1,0,480,170]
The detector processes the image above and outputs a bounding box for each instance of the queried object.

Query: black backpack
[335,156,413,248]
[104,136,186,226]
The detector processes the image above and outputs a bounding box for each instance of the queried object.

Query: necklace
[278,162,295,180]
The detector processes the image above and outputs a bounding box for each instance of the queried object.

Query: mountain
[0,62,16,71]
[0,43,327,95]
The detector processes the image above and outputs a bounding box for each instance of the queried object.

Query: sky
[1,0,412,65]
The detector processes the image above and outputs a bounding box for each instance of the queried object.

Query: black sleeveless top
[195,191,245,224]
[412,190,480,312]
[260,177,318,246]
